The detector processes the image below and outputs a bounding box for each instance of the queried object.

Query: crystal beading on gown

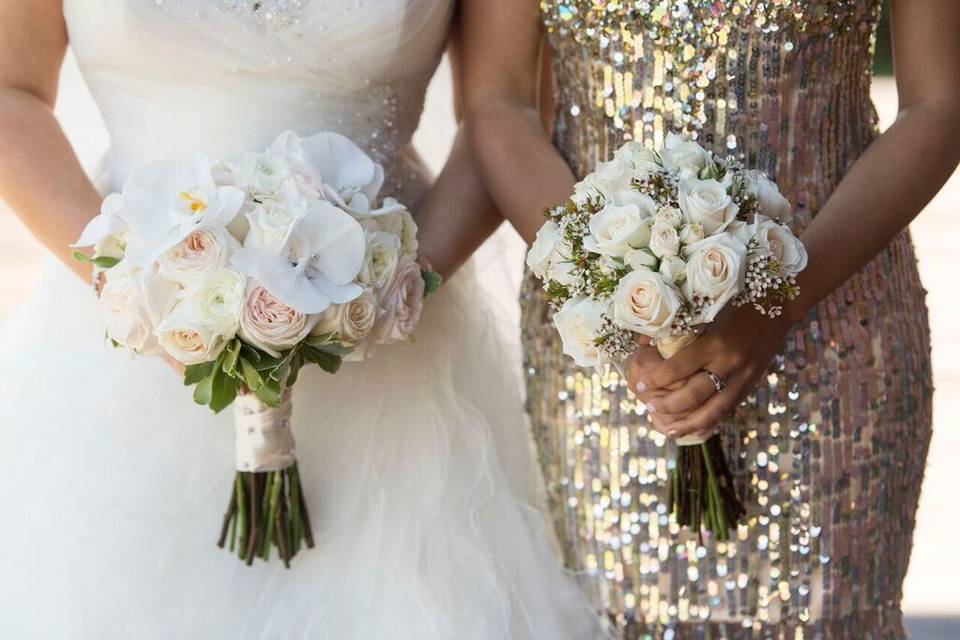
[522,1,933,637]
[0,1,602,638]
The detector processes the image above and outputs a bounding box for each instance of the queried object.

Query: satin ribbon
[233,391,296,472]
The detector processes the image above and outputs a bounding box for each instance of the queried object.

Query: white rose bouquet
[74,130,441,566]
[527,133,807,540]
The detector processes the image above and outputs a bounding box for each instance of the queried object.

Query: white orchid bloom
[231,199,365,314]
[113,156,245,267]
[271,130,387,216]
[74,193,128,248]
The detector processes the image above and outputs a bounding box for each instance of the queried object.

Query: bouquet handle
[654,334,745,540]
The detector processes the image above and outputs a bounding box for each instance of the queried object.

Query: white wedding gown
[0,2,605,638]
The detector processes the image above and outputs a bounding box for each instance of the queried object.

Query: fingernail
[646,403,656,414]
[668,430,679,438]
[636,382,647,393]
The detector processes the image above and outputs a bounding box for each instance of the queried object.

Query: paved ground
[1,56,957,630]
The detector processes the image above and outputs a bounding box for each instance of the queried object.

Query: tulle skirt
[0,256,605,639]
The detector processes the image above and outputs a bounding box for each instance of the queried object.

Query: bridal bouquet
[74,130,440,566]
[527,133,807,540]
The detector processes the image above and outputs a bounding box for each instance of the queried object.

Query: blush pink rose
[239,285,314,356]
[374,261,425,344]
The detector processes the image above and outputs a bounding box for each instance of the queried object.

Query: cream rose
[158,228,240,285]
[374,261,425,344]
[553,296,609,368]
[624,247,658,271]
[659,255,687,284]
[678,177,740,235]
[661,132,710,174]
[100,266,175,355]
[612,269,681,337]
[744,170,792,220]
[526,221,563,278]
[614,141,661,178]
[654,206,684,228]
[584,199,656,257]
[156,269,246,364]
[239,285,315,356]
[244,198,302,252]
[358,230,401,288]
[683,235,748,321]
[648,221,681,258]
[679,222,705,245]
[753,217,808,273]
[313,288,379,346]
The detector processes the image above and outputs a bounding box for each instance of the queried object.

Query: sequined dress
[522,2,933,638]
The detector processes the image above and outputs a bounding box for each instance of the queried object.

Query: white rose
[218,151,293,202]
[553,296,609,368]
[679,222,705,245]
[726,219,756,246]
[156,269,246,364]
[744,170,792,220]
[649,221,681,258]
[550,256,579,287]
[683,235,748,321]
[654,206,684,228]
[244,197,303,252]
[624,248,659,271]
[592,158,635,195]
[239,285,316,357]
[753,217,808,273]
[94,231,128,261]
[358,230,401,288]
[526,221,563,278]
[313,288,378,346]
[614,141,662,178]
[100,266,176,355]
[659,255,687,284]
[363,207,419,261]
[612,269,681,337]
[661,132,711,174]
[158,227,240,285]
[678,177,740,235]
[584,199,656,257]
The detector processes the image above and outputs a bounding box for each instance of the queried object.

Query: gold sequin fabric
[522,2,933,637]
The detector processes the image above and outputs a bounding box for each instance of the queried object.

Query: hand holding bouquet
[527,133,807,540]
[75,130,440,566]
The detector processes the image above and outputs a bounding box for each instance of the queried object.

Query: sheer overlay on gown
[523,1,933,638]
[0,2,603,638]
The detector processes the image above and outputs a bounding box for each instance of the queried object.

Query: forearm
[784,100,960,323]
[468,100,575,243]
[414,127,503,279]
[0,88,101,281]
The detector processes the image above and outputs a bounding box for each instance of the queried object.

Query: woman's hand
[626,305,793,438]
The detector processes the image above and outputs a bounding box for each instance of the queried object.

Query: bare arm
[461,0,574,244]
[0,0,102,282]
[413,15,504,279]
[630,0,960,437]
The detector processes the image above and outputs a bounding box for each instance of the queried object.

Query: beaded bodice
[542,0,882,231]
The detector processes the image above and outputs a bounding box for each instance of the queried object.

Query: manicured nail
[646,403,656,414]
[636,382,647,393]
[668,430,679,438]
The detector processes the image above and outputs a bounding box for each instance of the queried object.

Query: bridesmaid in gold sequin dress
[464,1,960,637]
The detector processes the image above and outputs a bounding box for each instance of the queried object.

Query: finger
[648,370,717,415]
[664,374,745,437]
[637,343,709,391]
[627,345,664,395]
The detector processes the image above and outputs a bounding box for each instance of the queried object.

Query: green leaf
[183,361,216,386]
[285,351,305,388]
[72,250,93,263]
[221,339,242,377]
[305,331,337,347]
[312,341,354,357]
[209,370,239,414]
[303,346,342,375]
[254,379,282,408]
[239,358,264,392]
[422,270,443,297]
[92,256,120,269]
[192,372,215,406]
[240,344,262,363]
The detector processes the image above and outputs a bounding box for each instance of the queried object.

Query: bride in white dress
[0,2,605,638]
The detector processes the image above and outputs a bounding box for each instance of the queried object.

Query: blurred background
[0,3,956,636]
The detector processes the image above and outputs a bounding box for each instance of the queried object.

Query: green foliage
[183,336,353,413]
[72,250,120,269]
[422,270,443,297]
